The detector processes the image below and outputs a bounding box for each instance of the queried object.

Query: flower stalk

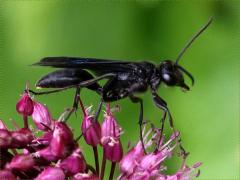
[100,153,106,180]
[23,115,28,129]
[93,146,99,175]
[109,162,116,180]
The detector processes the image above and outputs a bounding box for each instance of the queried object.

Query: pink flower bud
[58,148,86,176]
[11,128,34,148]
[103,137,123,162]
[0,170,16,180]
[6,154,35,171]
[32,102,53,131]
[34,122,75,162]
[73,173,99,180]
[31,131,53,149]
[34,146,58,162]
[101,109,121,139]
[101,106,123,162]
[53,122,73,143]
[81,106,101,147]
[16,92,34,116]
[36,167,65,180]
[50,122,75,158]
[0,129,12,148]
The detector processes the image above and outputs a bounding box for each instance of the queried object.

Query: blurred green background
[0,1,239,179]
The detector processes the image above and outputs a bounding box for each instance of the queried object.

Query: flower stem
[109,162,116,180]
[100,153,106,180]
[106,103,111,114]
[93,146,99,175]
[23,115,28,129]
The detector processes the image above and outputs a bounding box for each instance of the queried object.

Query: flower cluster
[119,128,201,180]
[0,88,201,180]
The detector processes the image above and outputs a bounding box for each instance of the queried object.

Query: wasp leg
[129,95,146,154]
[94,97,103,122]
[64,86,81,122]
[29,87,81,122]
[152,93,174,148]
[29,88,70,95]
[93,75,117,122]
[75,74,116,123]
[152,93,187,156]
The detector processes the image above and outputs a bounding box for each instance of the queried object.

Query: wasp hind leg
[129,95,147,154]
[29,87,71,95]
[152,93,169,148]
[152,92,188,156]
[64,86,82,122]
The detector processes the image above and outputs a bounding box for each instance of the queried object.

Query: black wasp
[30,18,212,147]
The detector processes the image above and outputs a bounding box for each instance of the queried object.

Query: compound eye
[162,73,177,86]
[163,73,171,82]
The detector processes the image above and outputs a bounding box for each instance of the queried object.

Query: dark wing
[33,57,135,74]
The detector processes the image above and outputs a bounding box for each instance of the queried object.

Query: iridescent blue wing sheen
[33,57,135,74]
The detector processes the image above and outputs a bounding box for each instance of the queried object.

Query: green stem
[93,146,99,175]
[100,153,106,180]
[109,162,116,180]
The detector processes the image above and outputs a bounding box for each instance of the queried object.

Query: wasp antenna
[176,65,195,86]
[175,17,213,65]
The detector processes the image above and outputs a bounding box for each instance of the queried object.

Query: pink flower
[32,101,53,131]
[73,172,99,180]
[132,151,169,179]
[16,92,34,116]
[101,107,121,139]
[101,106,123,162]
[119,137,149,175]
[6,154,35,171]
[0,84,203,180]
[81,106,101,147]
[58,148,87,176]
[0,170,16,180]
[50,121,75,158]
[0,129,12,148]
[11,128,34,148]
[31,131,53,149]
[119,126,158,177]
[118,127,201,180]
[34,122,75,162]
[103,137,123,162]
[34,146,59,162]
[36,167,65,180]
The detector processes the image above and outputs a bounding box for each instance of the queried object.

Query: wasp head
[156,18,213,91]
[159,60,194,91]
